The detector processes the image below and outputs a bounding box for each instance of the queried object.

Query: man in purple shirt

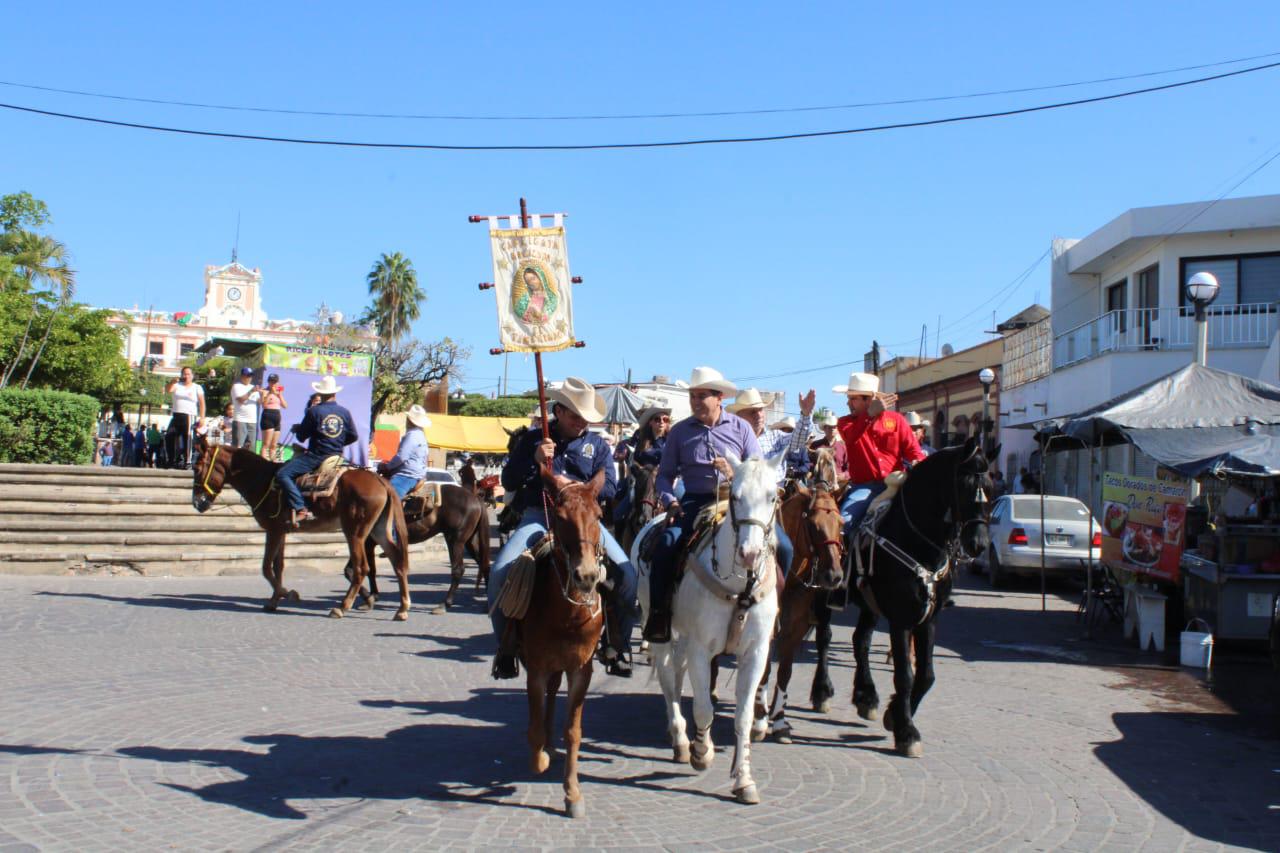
[644,366,762,643]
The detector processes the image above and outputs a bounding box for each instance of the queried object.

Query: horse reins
[796,488,845,590]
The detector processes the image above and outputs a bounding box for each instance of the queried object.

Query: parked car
[981,494,1102,587]
[423,467,460,486]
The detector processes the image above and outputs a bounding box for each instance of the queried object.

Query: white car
[982,494,1102,587]
[423,467,460,486]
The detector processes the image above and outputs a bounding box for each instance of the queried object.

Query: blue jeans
[488,507,639,649]
[649,492,717,611]
[276,451,327,511]
[389,473,419,499]
[776,521,794,577]
[841,480,887,540]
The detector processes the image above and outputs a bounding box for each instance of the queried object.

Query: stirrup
[491,653,520,680]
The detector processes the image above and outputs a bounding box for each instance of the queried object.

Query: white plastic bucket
[1180,618,1214,669]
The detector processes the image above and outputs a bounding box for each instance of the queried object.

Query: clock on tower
[227,286,242,302]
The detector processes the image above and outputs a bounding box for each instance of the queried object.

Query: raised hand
[798,389,816,416]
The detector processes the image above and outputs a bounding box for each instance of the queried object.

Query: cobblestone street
[1,562,1276,851]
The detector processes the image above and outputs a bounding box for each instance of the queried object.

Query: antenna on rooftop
[231,211,241,263]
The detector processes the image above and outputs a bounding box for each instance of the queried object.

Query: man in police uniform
[276,375,358,527]
[489,377,639,679]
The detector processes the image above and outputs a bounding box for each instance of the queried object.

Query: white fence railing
[1053,303,1277,369]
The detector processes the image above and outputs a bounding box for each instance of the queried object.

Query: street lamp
[1186,271,1220,366]
[978,367,996,451]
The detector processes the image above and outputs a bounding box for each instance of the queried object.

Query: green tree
[18,302,132,400]
[0,230,76,388]
[364,252,424,346]
[370,337,467,426]
[0,191,50,234]
[456,394,539,418]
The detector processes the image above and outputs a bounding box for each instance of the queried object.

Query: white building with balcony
[1043,194,1280,497]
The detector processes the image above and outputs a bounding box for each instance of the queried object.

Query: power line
[2,60,1277,151]
[4,50,1278,123]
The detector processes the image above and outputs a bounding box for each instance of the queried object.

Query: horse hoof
[733,784,760,805]
[814,699,832,714]
[896,740,923,758]
[263,601,278,613]
[430,604,447,615]
[393,610,408,622]
[856,703,880,722]
[673,743,691,764]
[328,608,344,619]
[356,599,374,612]
[565,797,586,819]
[286,589,301,603]
[771,729,793,745]
[690,749,713,772]
[750,726,767,743]
[531,750,551,775]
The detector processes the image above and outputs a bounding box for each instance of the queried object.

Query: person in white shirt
[164,366,205,469]
[230,367,261,450]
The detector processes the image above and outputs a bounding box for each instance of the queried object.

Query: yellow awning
[378,413,530,453]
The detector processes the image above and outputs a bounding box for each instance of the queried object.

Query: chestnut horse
[762,475,846,743]
[514,464,608,818]
[191,436,411,620]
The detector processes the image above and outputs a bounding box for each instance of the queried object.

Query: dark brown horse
[353,484,491,613]
[614,462,660,556]
[191,436,411,620]
[515,463,608,818]
[762,475,846,743]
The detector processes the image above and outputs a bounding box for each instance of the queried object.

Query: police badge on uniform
[582,442,595,458]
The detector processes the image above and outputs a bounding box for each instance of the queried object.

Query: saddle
[853,469,907,551]
[402,480,442,519]
[296,456,349,501]
[490,537,555,620]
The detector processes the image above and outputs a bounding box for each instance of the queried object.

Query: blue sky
[4,3,1280,411]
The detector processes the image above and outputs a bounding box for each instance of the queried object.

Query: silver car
[982,494,1102,587]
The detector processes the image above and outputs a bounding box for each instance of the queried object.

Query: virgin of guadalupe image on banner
[489,223,576,352]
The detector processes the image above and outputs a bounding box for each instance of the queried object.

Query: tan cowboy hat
[904,411,924,427]
[820,413,839,427]
[311,375,343,395]
[769,416,797,432]
[527,406,542,420]
[636,405,671,429]
[832,371,879,396]
[687,366,737,396]
[726,387,768,414]
[546,376,607,422]
[405,404,432,429]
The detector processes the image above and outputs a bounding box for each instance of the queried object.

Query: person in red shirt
[833,371,926,539]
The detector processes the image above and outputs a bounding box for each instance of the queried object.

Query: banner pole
[518,197,552,429]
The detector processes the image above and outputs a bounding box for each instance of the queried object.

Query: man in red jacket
[834,371,926,540]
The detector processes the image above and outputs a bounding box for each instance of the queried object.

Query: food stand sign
[1101,471,1190,583]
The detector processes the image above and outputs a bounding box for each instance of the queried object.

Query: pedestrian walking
[164,367,205,469]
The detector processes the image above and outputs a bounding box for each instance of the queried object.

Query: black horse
[842,437,994,757]
[614,462,660,556]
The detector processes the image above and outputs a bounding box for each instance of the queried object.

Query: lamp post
[1186,271,1220,366]
[978,367,996,453]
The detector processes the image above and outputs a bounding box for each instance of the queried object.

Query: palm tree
[365,252,424,347]
[21,262,76,389]
[0,232,75,389]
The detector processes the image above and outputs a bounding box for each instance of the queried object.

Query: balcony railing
[1053,303,1277,369]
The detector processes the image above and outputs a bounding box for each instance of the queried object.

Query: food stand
[1034,363,1280,646]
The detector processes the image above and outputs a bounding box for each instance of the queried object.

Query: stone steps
[0,463,446,576]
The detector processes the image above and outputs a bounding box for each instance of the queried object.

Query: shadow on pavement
[33,590,328,617]
[371,631,492,664]
[1095,711,1280,850]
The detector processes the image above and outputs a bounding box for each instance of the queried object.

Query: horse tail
[383,482,409,562]
[473,501,492,575]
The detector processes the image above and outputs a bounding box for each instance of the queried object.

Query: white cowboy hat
[527,406,542,420]
[820,413,839,427]
[405,404,432,429]
[687,366,737,396]
[832,371,879,396]
[636,405,672,429]
[311,375,343,395]
[546,376,607,423]
[769,416,797,432]
[726,387,768,414]
[904,411,924,427]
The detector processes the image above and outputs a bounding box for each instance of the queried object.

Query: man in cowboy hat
[378,405,432,498]
[808,412,849,484]
[275,375,358,527]
[645,367,761,643]
[834,371,925,540]
[490,377,639,679]
[727,386,818,578]
[904,411,936,457]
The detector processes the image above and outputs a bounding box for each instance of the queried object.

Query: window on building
[1180,253,1280,309]
[1106,280,1127,332]
[179,343,195,356]
[148,341,164,356]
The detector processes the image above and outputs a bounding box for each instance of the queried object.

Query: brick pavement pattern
[0,565,1276,851]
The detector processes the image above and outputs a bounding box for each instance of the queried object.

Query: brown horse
[761,477,846,743]
[513,463,608,818]
[191,436,411,620]
[353,484,491,613]
[614,462,660,556]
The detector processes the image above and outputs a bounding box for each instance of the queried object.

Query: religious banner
[1100,471,1190,583]
[489,224,575,352]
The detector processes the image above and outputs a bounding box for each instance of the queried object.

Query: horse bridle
[798,488,845,590]
[711,482,779,582]
[546,480,605,611]
[900,443,988,563]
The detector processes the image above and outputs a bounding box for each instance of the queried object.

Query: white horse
[633,451,782,805]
